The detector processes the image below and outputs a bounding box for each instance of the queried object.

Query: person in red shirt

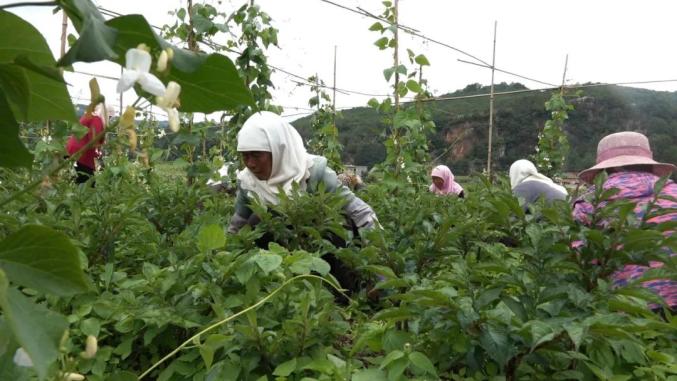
[66,106,107,184]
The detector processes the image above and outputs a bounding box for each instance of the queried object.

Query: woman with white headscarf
[509,159,568,209]
[228,111,379,235]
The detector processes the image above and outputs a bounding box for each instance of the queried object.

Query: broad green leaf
[0,11,75,122]
[553,370,583,380]
[199,334,229,369]
[369,22,384,32]
[352,369,386,381]
[475,287,503,309]
[80,318,101,337]
[563,322,585,350]
[383,67,396,81]
[106,15,254,113]
[0,225,90,296]
[13,55,66,83]
[414,54,430,66]
[273,357,297,376]
[479,324,514,366]
[0,269,68,380]
[405,80,422,93]
[192,13,214,34]
[408,351,437,376]
[59,14,118,64]
[106,371,139,381]
[379,350,404,369]
[0,320,31,381]
[363,265,397,279]
[0,64,29,120]
[253,253,282,275]
[0,90,33,168]
[197,224,226,253]
[374,37,389,50]
[382,330,410,352]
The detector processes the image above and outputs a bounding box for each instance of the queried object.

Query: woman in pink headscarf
[429,165,464,198]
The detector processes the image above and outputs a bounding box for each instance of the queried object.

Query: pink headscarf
[429,165,463,195]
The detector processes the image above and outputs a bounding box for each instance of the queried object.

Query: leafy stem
[138,274,350,380]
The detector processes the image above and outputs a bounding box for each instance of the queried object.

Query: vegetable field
[0,1,675,381]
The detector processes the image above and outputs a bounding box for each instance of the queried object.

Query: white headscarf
[509,159,568,194]
[236,111,315,205]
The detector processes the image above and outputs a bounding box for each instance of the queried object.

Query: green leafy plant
[532,92,573,178]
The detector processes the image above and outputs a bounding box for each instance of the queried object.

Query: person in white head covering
[228,111,379,235]
[509,159,568,209]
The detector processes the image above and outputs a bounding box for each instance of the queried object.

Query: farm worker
[65,103,108,185]
[429,165,464,198]
[573,131,677,310]
[337,172,365,191]
[227,112,381,292]
[509,159,568,209]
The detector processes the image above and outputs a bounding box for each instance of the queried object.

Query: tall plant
[532,92,573,177]
[223,1,282,163]
[305,75,342,170]
[367,0,435,182]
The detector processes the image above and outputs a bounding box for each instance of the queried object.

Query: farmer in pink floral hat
[573,131,677,310]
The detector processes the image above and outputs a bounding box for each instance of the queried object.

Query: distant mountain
[292,82,677,175]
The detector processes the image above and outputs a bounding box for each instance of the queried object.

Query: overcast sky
[7,0,677,122]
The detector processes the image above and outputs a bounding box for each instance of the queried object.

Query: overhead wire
[97,6,410,100]
[89,5,677,111]
[319,0,560,88]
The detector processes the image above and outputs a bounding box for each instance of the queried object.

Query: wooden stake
[332,45,337,115]
[393,0,399,111]
[487,21,497,181]
[59,11,68,58]
[560,54,569,95]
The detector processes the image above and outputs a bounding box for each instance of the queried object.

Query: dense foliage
[2,165,676,380]
[0,1,675,381]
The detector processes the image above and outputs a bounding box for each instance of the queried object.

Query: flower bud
[83,335,98,359]
[128,129,138,151]
[64,373,85,381]
[136,43,150,52]
[156,50,169,72]
[120,106,136,130]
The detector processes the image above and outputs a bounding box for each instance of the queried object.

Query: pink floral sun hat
[578,131,676,183]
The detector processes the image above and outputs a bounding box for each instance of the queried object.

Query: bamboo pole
[59,11,67,58]
[332,45,337,115]
[487,21,497,181]
[393,0,400,111]
[560,54,569,94]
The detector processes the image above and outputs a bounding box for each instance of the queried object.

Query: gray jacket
[512,180,567,210]
[228,156,378,233]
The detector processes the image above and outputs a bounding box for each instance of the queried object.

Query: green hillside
[293,82,677,175]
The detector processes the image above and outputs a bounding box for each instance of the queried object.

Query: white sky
[6,0,677,122]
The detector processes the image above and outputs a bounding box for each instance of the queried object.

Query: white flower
[13,348,33,367]
[117,47,166,96]
[155,81,181,132]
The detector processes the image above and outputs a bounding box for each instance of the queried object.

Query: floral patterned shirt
[572,171,677,308]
